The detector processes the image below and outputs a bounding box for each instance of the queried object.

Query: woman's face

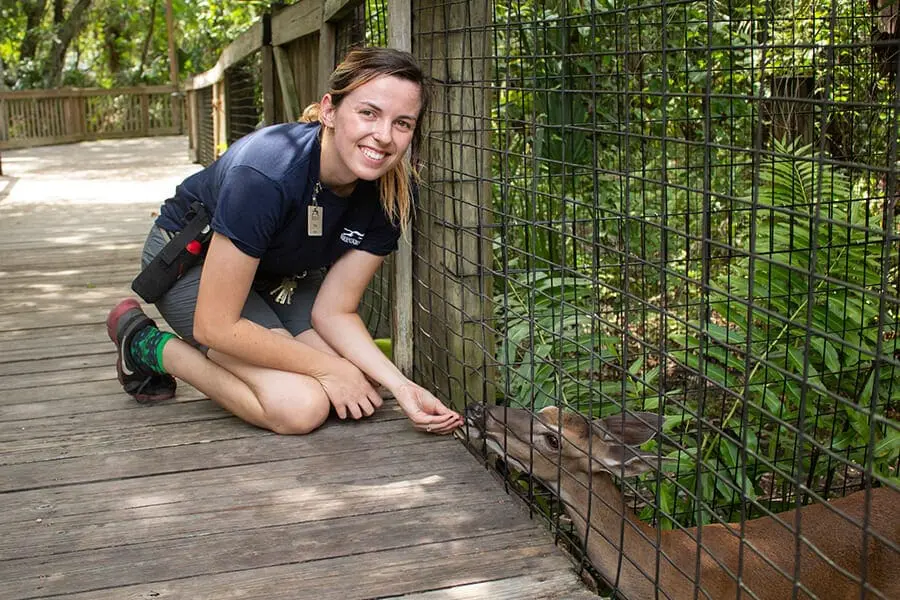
[320,74,422,186]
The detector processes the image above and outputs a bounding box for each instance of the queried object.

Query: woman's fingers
[419,412,462,434]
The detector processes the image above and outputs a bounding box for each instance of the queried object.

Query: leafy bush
[661,140,900,524]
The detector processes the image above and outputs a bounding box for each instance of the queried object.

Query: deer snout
[464,403,486,439]
[465,402,485,422]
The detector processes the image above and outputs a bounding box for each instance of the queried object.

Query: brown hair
[300,47,431,233]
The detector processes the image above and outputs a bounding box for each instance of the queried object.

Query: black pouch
[131,202,212,303]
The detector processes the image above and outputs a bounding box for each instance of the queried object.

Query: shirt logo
[340,228,365,246]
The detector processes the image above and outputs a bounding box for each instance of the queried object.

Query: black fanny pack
[131,202,212,303]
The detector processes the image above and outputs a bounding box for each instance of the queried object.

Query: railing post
[317,22,336,96]
[388,0,414,378]
[0,98,8,145]
[77,93,87,137]
[413,0,494,408]
[140,92,150,136]
[186,89,199,162]
[261,13,276,126]
[273,46,301,122]
[213,80,227,158]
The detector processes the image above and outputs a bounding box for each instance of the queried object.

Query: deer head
[465,403,664,489]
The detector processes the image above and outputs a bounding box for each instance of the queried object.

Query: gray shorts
[141,225,324,346]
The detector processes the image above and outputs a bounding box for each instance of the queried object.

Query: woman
[107,47,462,436]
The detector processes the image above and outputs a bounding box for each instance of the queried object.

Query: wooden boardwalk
[0,138,593,599]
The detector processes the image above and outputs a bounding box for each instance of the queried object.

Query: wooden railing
[0,85,183,150]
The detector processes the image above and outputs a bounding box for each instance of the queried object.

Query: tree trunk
[44,0,93,88]
[19,0,48,62]
[136,0,159,82]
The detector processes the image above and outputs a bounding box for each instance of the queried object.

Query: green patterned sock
[129,326,175,375]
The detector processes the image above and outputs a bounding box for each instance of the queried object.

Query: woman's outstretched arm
[311,249,462,433]
[194,232,379,409]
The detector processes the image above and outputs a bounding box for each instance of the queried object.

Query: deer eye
[543,433,560,451]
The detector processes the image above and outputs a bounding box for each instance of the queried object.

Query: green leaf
[809,337,841,374]
[874,429,900,459]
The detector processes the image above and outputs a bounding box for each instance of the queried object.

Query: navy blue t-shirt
[157,122,401,277]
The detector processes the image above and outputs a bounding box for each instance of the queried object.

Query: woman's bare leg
[160,329,331,434]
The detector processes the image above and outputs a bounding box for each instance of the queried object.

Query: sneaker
[106,298,176,403]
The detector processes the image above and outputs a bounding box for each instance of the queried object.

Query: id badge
[308,206,323,236]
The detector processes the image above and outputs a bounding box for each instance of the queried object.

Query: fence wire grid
[410,0,900,597]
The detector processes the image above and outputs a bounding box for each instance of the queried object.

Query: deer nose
[465,403,485,422]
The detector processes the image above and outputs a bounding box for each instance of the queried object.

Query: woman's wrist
[385,375,412,396]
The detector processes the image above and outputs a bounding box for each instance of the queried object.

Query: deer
[465,403,900,600]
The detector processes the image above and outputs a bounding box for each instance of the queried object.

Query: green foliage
[496,261,624,411]
[663,140,900,523]
[0,0,268,89]
[491,0,900,531]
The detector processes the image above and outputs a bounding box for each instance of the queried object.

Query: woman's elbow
[310,307,325,331]
[193,313,218,347]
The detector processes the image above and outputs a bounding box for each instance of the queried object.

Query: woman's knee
[258,383,331,435]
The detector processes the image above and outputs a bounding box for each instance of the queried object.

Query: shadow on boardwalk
[0,137,593,599]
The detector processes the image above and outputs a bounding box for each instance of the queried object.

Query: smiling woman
[104,47,462,437]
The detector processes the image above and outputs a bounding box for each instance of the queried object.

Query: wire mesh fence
[195,85,215,167]
[225,51,264,146]
[411,0,900,596]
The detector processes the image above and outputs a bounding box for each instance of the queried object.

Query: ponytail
[300,103,320,123]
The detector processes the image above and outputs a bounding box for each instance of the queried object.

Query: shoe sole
[115,355,174,402]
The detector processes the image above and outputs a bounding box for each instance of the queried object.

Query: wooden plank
[261,44,276,126]
[270,0,322,46]
[1,455,503,561]
[388,0,414,381]
[0,379,142,405]
[0,364,115,390]
[0,98,8,142]
[0,339,110,364]
[318,21,336,97]
[323,0,358,22]
[0,438,459,525]
[0,399,406,460]
[0,267,135,291]
[186,23,263,91]
[3,248,143,273]
[0,351,112,377]
[0,323,115,350]
[273,45,301,122]
[1,391,401,444]
[0,396,228,440]
[3,499,542,593]
[385,572,596,599]
[0,86,176,100]
[0,289,137,316]
[0,412,418,491]
[0,392,207,421]
[4,529,567,600]
[0,305,136,333]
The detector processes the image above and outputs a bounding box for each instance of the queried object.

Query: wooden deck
[0,138,593,599]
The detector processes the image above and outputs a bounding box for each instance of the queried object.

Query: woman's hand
[317,357,383,419]
[394,382,462,434]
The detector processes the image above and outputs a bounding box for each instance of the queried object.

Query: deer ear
[592,445,660,477]
[595,411,662,446]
